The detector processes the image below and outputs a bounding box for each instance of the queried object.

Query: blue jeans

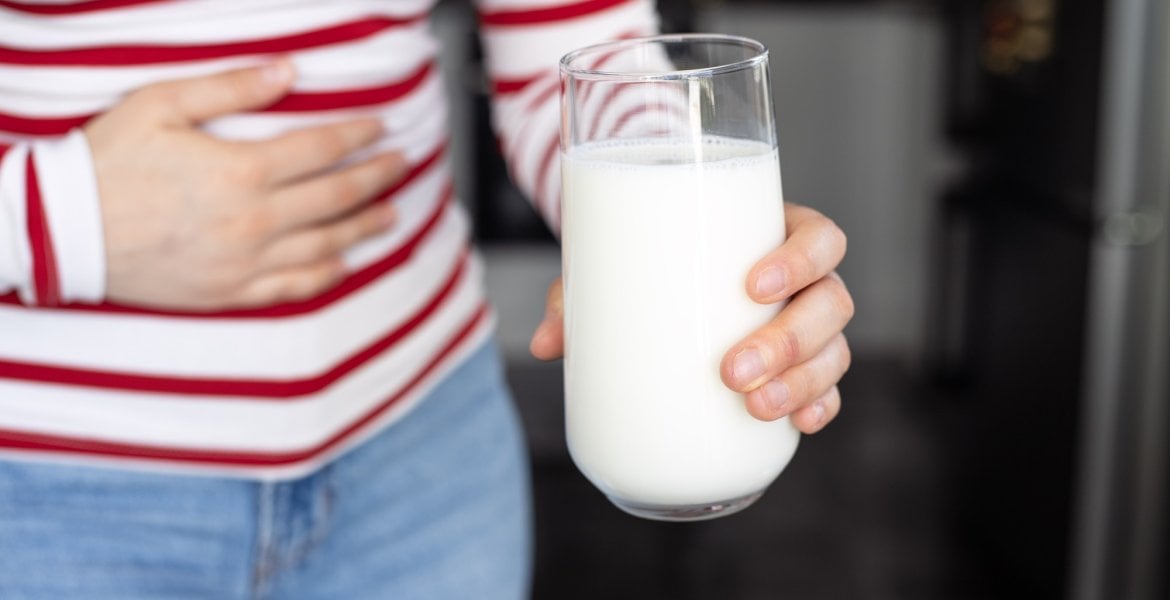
[0,341,532,599]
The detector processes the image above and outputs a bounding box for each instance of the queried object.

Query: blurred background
[432,0,1168,598]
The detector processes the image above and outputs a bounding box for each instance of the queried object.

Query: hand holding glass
[559,35,800,522]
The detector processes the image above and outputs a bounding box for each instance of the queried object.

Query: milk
[561,136,800,511]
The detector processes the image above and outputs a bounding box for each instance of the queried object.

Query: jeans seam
[283,467,335,576]
[250,482,277,600]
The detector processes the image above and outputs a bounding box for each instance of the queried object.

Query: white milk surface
[561,136,800,507]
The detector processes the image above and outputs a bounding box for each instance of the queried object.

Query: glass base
[607,489,765,522]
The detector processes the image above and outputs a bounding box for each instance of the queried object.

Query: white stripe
[0,144,32,302]
[0,252,486,453]
[1,0,420,25]
[481,0,656,79]
[475,0,593,11]
[0,1,431,47]
[582,82,689,142]
[202,71,449,156]
[0,172,463,378]
[0,26,437,116]
[498,90,560,196]
[0,0,658,476]
[0,314,495,481]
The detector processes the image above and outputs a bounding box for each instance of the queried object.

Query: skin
[84,60,405,311]
[83,60,853,432]
[530,204,853,433]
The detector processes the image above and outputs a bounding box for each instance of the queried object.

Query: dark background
[431,0,1169,598]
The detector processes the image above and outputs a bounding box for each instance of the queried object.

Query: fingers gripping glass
[558,35,799,522]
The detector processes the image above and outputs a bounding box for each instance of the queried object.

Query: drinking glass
[559,34,800,522]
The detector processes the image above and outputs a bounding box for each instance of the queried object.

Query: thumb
[530,277,565,361]
[147,59,295,125]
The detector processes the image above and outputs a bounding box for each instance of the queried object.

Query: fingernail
[732,348,767,387]
[755,267,786,299]
[261,60,294,86]
[759,380,789,414]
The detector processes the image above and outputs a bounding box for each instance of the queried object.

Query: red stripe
[24,152,60,307]
[496,30,644,169]
[0,246,472,397]
[604,102,688,139]
[480,0,633,26]
[0,64,435,136]
[493,76,539,96]
[573,29,652,140]
[0,0,163,14]
[0,144,449,317]
[266,62,433,112]
[501,76,560,164]
[524,79,561,115]
[0,303,491,467]
[0,16,419,66]
[0,143,10,161]
[0,112,90,137]
[501,74,563,175]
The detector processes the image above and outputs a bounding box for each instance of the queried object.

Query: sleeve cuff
[31,129,107,304]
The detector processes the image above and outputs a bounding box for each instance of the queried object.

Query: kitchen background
[431,0,1167,598]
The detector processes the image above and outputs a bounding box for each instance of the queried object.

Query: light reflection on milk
[561,136,800,508]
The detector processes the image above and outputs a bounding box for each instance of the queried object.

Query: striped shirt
[0,0,658,478]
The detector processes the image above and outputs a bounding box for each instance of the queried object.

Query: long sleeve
[0,129,106,306]
[474,0,660,233]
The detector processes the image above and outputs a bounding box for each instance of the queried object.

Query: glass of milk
[559,35,800,521]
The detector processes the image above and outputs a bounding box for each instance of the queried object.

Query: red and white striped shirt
[0,0,658,478]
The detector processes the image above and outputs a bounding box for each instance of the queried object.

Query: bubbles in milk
[561,136,800,508]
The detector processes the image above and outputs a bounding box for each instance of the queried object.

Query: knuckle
[219,153,269,187]
[338,220,367,247]
[221,207,272,246]
[837,334,854,373]
[786,202,815,222]
[125,85,173,119]
[228,74,257,102]
[126,85,161,107]
[242,204,275,237]
[273,280,310,303]
[788,367,818,404]
[201,268,248,306]
[327,175,361,204]
[827,218,848,254]
[810,214,846,255]
[257,274,311,305]
[830,278,856,322]
[826,386,843,417]
[796,247,820,283]
[302,231,338,259]
[313,127,350,159]
[773,327,802,367]
[332,221,365,250]
[359,206,387,235]
[284,267,338,302]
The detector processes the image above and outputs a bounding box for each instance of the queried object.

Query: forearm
[476,0,661,232]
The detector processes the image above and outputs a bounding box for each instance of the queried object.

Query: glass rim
[559,33,769,82]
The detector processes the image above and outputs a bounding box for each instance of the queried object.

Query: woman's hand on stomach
[85,59,405,312]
